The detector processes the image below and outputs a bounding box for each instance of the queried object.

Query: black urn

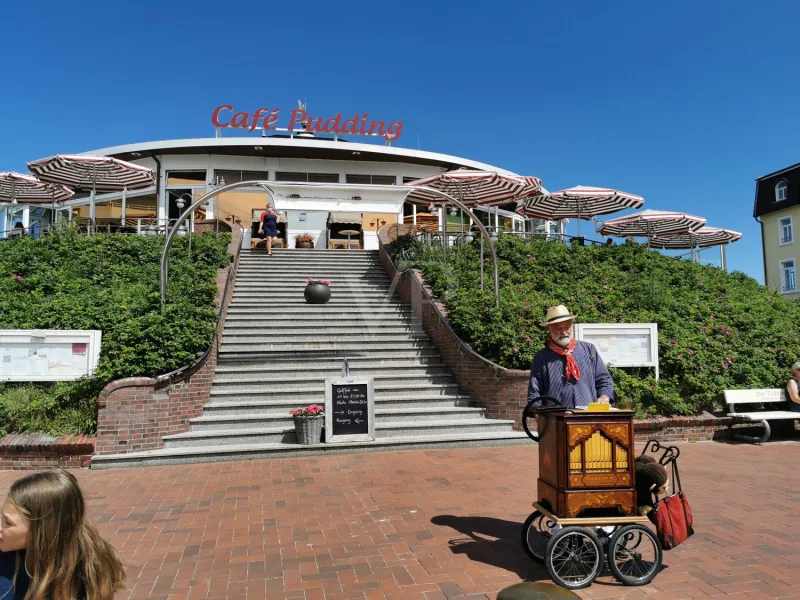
[304,283,331,304]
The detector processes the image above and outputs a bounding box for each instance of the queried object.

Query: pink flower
[677,354,683,360]
[528,256,536,261]
[513,346,519,352]
[669,339,677,344]
[767,346,773,351]
[725,356,732,363]
[700,328,707,333]
[722,363,729,369]
[603,285,609,289]
[524,335,531,342]
[714,369,720,374]
[688,349,694,355]
[11,275,22,281]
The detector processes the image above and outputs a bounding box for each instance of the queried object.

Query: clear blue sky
[2,0,798,282]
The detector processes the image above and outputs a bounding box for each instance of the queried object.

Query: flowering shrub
[290,404,324,417]
[392,235,800,417]
[295,233,313,243]
[306,277,331,286]
[0,225,230,435]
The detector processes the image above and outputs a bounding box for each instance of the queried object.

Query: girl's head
[793,361,800,378]
[0,471,125,600]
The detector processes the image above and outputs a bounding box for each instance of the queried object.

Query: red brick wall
[0,434,94,470]
[378,225,735,442]
[94,221,242,455]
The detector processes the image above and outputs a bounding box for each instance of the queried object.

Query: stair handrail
[379,227,510,377]
[155,220,244,384]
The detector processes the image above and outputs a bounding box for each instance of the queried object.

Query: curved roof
[69,137,519,175]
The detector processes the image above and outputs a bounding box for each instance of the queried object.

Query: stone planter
[304,283,331,304]
[296,241,314,249]
[293,415,323,445]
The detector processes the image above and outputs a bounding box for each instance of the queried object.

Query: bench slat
[724,389,788,404]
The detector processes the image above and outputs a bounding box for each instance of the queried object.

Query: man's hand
[596,395,611,405]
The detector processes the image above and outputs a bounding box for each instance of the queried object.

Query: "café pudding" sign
[212,105,404,142]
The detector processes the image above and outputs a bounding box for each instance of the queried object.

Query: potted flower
[295,232,314,248]
[304,277,331,304]
[290,404,325,445]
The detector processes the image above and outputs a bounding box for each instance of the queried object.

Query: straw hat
[539,304,577,327]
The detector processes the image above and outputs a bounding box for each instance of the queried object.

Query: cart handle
[521,397,561,442]
[640,439,680,466]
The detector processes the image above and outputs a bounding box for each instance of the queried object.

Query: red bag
[649,459,694,550]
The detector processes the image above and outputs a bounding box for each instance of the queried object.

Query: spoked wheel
[521,510,556,563]
[545,526,604,589]
[607,524,662,586]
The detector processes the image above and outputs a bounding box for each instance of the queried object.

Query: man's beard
[551,332,573,348]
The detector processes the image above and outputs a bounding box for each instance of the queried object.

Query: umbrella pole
[720,245,726,271]
[89,188,96,235]
[480,234,485,289]
[121,187,127,229]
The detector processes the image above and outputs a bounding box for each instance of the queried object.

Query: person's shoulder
[532,345,554,363]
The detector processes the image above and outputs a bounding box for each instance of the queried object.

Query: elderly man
[527,305,614,409]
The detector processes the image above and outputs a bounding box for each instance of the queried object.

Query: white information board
[574,323,659,380]
[0,330,102,382]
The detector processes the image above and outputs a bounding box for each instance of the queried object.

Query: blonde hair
[8,471,125,600]
[792,361,800,373]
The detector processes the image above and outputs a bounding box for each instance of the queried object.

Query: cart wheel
[521,510,555,563]
[544,526,604,590]
[607,524,662,586]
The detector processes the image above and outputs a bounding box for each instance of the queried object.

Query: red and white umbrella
[648,226,742,250]
[28,154,155,232]
[405,169,541,207]
[599,209,706,244]
[1,171,74,235]
[517,185,644,236]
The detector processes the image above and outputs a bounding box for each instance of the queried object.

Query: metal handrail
[380,230,510,376]
[156,220,244,383]
[160,181,501,308]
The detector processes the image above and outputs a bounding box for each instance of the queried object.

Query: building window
[781,259,796,293]
[780,217,793,245]
[775,180,788,202]
[275,172,339,183]
[403,176,423,184]
[346,174,396,185]
[214,170,269,185]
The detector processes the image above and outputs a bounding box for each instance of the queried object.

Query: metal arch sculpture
[159,181,501,308]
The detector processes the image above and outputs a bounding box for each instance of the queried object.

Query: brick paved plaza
[1,441,798,599]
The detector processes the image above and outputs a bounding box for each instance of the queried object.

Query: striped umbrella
[599,209,706,245]
[517,185,644,237]
[0,172,74,235]
[405,169,541,207]
[648,226,742,250]
[28,154,155,233]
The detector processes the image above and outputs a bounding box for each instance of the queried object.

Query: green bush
[392,235,800,416]
[0,225,231,435]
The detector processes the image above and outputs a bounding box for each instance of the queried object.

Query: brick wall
[94,221,242,455]
[378,225,735,442]
[0,434,94,470]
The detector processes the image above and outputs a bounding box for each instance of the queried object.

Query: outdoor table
[339,229,360,250]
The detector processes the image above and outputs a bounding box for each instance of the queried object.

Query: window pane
[307,173,339,183]
[275,172,308,182]
[372,175,396,185]
[215,170,269,185]
[346,174,372,185]
[167,170,206,185]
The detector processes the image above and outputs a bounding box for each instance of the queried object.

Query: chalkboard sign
[325,377,375,443]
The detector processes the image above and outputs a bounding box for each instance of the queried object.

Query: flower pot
[304,283,331,304]
[293,415,323,445]
[296,241,314,248]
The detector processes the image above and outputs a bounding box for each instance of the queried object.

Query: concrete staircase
[92,248,526,468]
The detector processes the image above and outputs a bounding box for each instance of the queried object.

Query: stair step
[214,363,445,377]
[202,395,471,415]
[190,407,486,430]
[221,331,428,342]
[209,382,459,400]
[163,419,516,447]
[224,316,420,325]
[219,342,435,353]
[216,352,442,366]
[229,298,402,305]
[212,373,454,388]
[91,432,530,468]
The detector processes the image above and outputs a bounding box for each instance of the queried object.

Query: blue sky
[2,0,798,282]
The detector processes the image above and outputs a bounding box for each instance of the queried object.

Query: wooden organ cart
[521,404,663,590]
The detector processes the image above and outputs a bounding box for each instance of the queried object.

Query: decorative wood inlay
[566,491,635,517]
[569,473,632,488]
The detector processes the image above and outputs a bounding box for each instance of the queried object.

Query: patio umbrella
[28,154,155,234]
[517,185,645,237]
[405,169,541,289]
[0,171,74,235]
[649,226,742,270]
[599,209,706,246]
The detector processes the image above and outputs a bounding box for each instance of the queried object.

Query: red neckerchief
[547,338,581,382]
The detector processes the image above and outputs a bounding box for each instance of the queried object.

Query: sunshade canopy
[599,209,706,238]
[0,171,74,204]
[517,185,644,220]
[27,154,155,192]
[405,169,541,207]
[328,212,362,225]
[648,226,742,249]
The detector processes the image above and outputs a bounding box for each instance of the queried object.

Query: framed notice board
[0,330,102,382]
[574,323,659,380]
[325,377,375,443]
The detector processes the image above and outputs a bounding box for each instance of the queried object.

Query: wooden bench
[724,388,799,443]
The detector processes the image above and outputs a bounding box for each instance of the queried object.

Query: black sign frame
[324,377,375,443]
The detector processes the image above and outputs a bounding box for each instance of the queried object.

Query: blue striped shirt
[527,341,615,408]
